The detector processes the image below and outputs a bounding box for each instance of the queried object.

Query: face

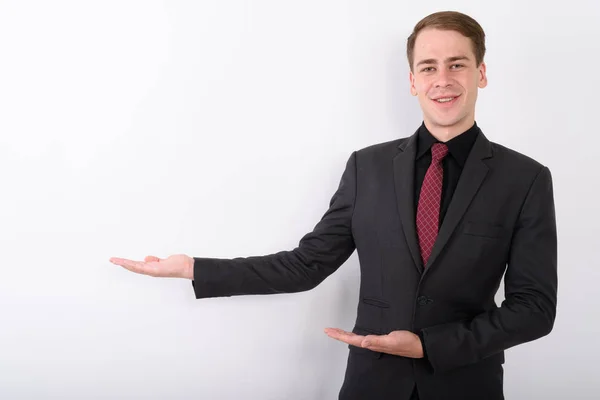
[409,28,487,136]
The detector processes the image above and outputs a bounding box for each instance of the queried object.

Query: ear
[409,70,417,96]
[478,62,488,89]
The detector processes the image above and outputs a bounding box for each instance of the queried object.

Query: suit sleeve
[191,152,358,298]
[421,166,558,372]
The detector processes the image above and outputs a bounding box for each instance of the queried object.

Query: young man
[111,11,557,400]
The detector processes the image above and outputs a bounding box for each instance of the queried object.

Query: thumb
[144,255,162,262]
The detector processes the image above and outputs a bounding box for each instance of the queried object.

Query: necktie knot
[431,143,449,162]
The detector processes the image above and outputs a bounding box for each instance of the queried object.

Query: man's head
[406,11,488,137]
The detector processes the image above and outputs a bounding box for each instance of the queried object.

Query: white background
[0,1,598,399]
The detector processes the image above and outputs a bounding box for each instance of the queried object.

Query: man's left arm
[421,165,558,373]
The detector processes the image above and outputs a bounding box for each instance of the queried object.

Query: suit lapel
[393,130,423,274]
[423,131,493,274]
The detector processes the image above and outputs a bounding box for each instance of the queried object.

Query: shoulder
[353,137,407,161]
[488,140,549,176]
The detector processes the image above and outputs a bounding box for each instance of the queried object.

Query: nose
[435,69,452,88]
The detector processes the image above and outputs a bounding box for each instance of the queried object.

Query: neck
[423,117,475,142]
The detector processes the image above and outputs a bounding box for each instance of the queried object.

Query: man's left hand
[324,328,424,358]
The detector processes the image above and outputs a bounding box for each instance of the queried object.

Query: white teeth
[436,97,455,103]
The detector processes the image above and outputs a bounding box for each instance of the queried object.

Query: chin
[427,111,470,129]
[428,117,461,128]
[437,119,462,128]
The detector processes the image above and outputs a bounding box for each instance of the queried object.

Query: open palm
[324,327,423,358]
[109,254,194,279]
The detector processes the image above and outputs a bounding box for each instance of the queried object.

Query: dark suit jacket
[191,128,558,400]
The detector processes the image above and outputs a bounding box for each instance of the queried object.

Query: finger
[110,257,154,276]
[324,328,354,338]
[324,328,364,347]
[110,257,137,266]
[144,255,161,262]
[109,257,135,266]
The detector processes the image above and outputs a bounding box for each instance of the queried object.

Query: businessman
[111,11,557,400]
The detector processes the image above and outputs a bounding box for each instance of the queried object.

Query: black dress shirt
[413,121,480,363]
[414,121,480,226]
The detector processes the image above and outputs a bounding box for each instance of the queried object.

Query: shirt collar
[416,121,480,167]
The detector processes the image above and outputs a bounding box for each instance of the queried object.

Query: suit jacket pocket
[348,326,383,359]
[463,221,508,238]
[362,297,390,308]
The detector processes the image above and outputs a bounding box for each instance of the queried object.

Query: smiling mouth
[431,94,461,106]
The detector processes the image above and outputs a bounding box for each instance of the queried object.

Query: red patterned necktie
[416,142,449,266]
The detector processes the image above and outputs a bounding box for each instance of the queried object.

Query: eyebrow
[416,55,471,67]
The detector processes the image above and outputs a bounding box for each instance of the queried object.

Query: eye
[450,64,464,69]
[421,66,435,73]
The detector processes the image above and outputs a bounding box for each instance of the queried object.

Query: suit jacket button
[417,296,428,306]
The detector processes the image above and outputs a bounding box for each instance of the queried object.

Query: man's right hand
[109,254,194,280]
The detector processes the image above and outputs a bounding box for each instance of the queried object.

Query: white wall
[0,1,598,399]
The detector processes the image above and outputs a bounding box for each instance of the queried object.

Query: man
[111,11,557,400]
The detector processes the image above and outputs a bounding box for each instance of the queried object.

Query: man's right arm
[191,151,358,299]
